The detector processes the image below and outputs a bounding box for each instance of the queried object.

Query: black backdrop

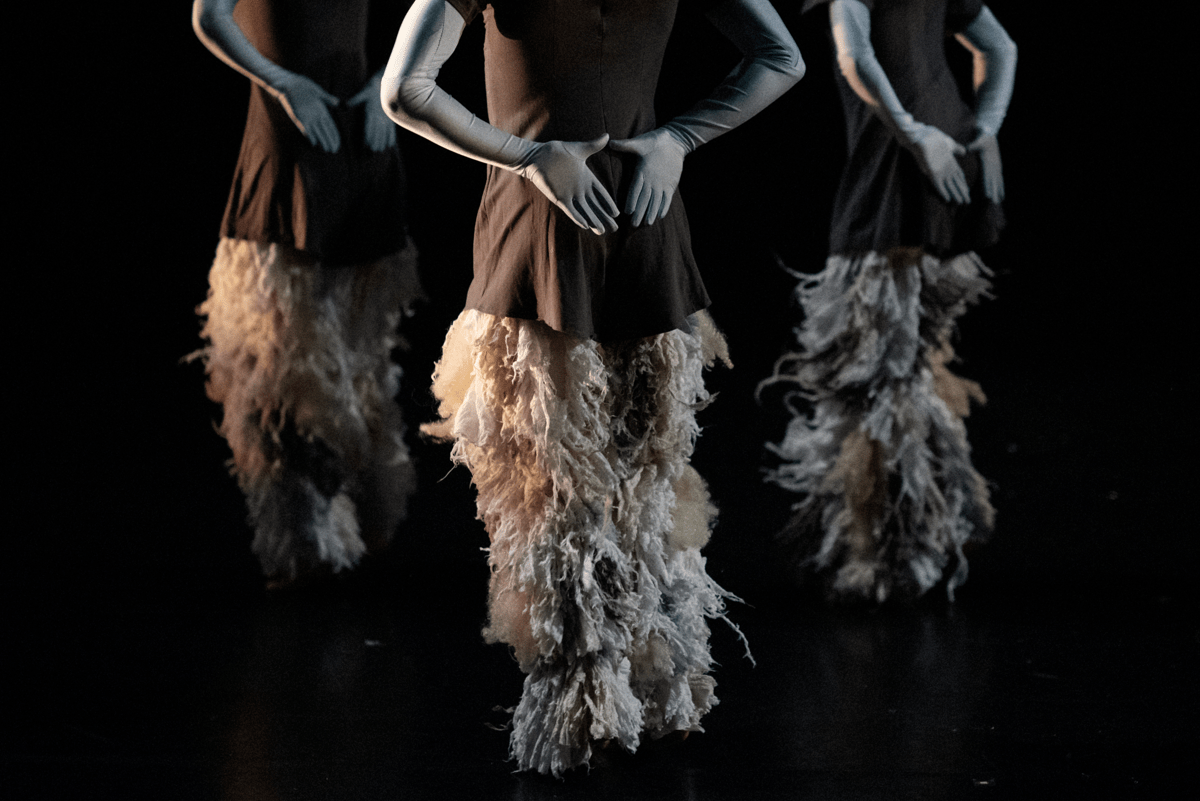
[12,2,1192,606]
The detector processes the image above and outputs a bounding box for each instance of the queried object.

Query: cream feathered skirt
[762,248,995,602]
[195,237,422,585]
[424,308,736,776]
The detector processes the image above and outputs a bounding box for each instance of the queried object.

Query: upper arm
[192,0,237,39]
[705,0,805,79]
[382,0,468,119]
[956,6,1016,57]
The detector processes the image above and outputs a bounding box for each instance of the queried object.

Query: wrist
[660,123,698,155]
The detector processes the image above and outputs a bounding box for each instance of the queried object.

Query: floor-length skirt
[424,308,736,776]
[195,236,422,585]
[762,247,994,602]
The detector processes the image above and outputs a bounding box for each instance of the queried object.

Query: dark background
[8,2,1195,799]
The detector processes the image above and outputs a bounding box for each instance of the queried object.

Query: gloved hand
[349,73,397,153]
[910,124,970,205]
[967,132,1003,203]
[608,128,688,227]
[515,136,619,235]
[275,72,342,153]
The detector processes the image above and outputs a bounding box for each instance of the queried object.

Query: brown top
[220,0,409,264]
[449,0,714,341]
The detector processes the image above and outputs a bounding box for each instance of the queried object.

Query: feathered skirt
[762,248,994,602]
[195,237,423,584]
[424,309,735,776]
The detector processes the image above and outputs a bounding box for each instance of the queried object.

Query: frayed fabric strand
[192,237,423,584]
[425,309,735,776]
[761,249,994,602]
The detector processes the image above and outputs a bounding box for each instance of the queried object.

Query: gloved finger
[582,183,616,230]
[932,176,951,204]
[321,117,342,153]
[594,180,619,219]
[569,134,611,160]
[607,137,647,155]
[567,196,600,234]
[988,172,1004,203]
[628,178,650,226]
[625,172,645,217]
[317,85,341,107]
[655,189,674,224]
[644,188,664,227]
[586,193,618,233]
[949,169,970,204]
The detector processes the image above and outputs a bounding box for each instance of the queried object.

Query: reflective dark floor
[8,358,1196,800]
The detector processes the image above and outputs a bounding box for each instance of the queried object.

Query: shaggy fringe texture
[761,249,994,602]
[194,237,422,583]
[424,309,735,776]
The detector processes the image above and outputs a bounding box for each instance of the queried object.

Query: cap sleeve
[945,0,984,32]
[445,0,483,25]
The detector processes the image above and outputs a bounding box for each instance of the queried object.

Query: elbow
[783,43,806,83]
[835,54,862,85]
[383,77,431,129]
[984,31,1017,68]
[757,40,805,85]
[192,1,219,41]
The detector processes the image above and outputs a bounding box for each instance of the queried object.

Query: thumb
[571,133,610,158]
[316,84,341,106]
[607,136,641,153]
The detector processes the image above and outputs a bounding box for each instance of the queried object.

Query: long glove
[609,0,805,226]
[193,0,342,152]
[382,0,619,235]
[830,0,971,204]
[348,72,399,154]
[957,7,1017,202]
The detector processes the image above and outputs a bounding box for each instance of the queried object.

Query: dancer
[192,0,422,588]
[763,0,1015,602]
[383,0,802,775]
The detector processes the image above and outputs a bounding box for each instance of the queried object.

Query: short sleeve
[945,0,984,32]
[801,0,875,14]
[445,0,483,25]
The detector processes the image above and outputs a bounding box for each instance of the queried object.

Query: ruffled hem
[193,237,422,582]
[425,309,734,776]
[761,249,994,602]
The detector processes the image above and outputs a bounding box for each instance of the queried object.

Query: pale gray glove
[912,125,970,205]
[348,72,397,153]
[957,7,1017,140]
[831,0,971,204]
[514,136,619,235]
[608,128,687,226]
[967,133,1003,203]
[610,0,803,226]
[957,7,1016,203]
[193,0,342,153]
[383,0,617,234]
[275,72,342,153]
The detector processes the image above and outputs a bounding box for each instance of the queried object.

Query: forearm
[829,0,927,145]
[955,6,1016,137]
[381,0,534,170]
[192,0,292,96]
[663,0,804,152]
